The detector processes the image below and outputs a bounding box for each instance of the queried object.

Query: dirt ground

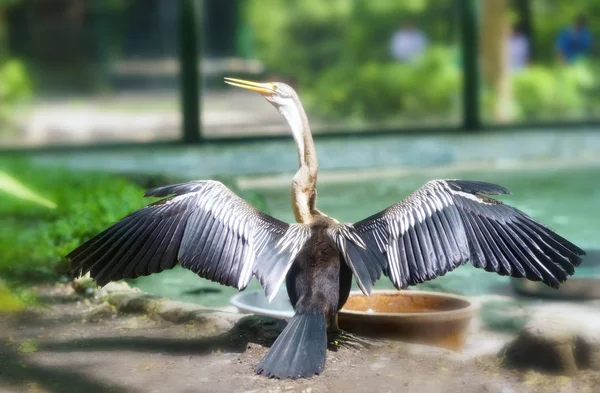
[0,285,598,393]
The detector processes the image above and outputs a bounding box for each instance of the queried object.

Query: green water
[131,164,600,307]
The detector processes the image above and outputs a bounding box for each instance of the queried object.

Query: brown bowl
[338,290,477,351]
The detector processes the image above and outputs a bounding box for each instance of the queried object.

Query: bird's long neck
[281,96,320,224]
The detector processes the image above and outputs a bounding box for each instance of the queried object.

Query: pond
[130,163,600,308]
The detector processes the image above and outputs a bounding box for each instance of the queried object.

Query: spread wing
[345,180,585,293]
[68,180,310,301]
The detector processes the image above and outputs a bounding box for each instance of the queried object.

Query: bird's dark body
[286,218,353,329]
[255,217,354,378]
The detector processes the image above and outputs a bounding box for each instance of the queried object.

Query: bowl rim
[230,290,294,319]
[230,289,478,321]
[339,289,478,319]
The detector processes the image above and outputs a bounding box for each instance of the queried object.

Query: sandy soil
[0,285,598,393]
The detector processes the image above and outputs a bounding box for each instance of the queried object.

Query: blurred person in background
[389,20,428,62]
[556,15,592,64]
[508,23,530,71]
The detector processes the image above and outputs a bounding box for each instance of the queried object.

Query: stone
[157,300,207,324]
[118,294,168,315]
[97,281,139,297]
[85,302,115,321]
[71,275,95,294]
[104,290,242,334]
[105,291,153,312]
[575,331,600,371]
[191,311,240,332]
[501,310,600,374]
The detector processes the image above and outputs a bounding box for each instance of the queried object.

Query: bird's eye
[271,84,278,91]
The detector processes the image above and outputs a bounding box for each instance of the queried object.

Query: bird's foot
[327,329,375,351]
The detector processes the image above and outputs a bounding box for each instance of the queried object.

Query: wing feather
[352,179,585,291]
[68,180,310,300]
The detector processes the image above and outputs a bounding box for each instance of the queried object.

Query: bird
[68,77,586,379]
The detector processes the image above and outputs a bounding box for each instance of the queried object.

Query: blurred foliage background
[243,0,600,123]
[0,0,599,140]
[0,158,149,283]
[245,0,461,123]
[0,0,30,131]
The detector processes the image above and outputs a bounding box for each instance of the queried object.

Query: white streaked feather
[276,224,309,259]
[391,220,400,238]
[335,234,347,255]
[430,191,445,211]
[436,183,454,205]
[253,226,269,252]
[352,179,533,291]
[374,228,387,252]
[335,223,367,249]
[421,199,431,218]
[408,210,415,229]
[402,214,410,236]
[167,181,312,299]
[237,243,254,288]
[417,203,427,223]
[267,264,292,303]
[354,180,462,287]
[387,240,401,284]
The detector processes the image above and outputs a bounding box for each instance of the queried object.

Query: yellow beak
[224,77,275,95]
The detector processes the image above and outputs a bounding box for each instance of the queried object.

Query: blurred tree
[244,0,600,124]
[0,0,21,60]
[524,0,600,62]
[204,0,239,57]
[4,0,132,93]
[88,0,130,92]
[0,0,30,130]
[480,0,512,122]
[245,0,458,122]
[511,62,594,119]
[488,0,600,122]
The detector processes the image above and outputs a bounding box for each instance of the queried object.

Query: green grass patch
[0,279,27,313]
[0,156,153,283]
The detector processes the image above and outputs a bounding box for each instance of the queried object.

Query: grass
[0,279,27,313]
[0,156,152,283]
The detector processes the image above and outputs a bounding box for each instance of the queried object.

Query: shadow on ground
[39,315,285,356]
[0,339,129,393]
[0,315,285,392]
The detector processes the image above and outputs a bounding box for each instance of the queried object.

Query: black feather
[352,179,584,292]
[445,180,512,195]
[256,312,326,379]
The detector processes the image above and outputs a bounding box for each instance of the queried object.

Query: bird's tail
[256,311,327,379]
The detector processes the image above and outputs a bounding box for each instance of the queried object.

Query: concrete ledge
[30,128,600,179]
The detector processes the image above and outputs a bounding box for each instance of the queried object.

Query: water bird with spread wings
[68,77,585,379]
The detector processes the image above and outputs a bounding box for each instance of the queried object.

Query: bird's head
[224,77,310,162]
[224,77,298,111]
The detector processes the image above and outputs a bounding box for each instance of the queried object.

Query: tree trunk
[480,0,512,122]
